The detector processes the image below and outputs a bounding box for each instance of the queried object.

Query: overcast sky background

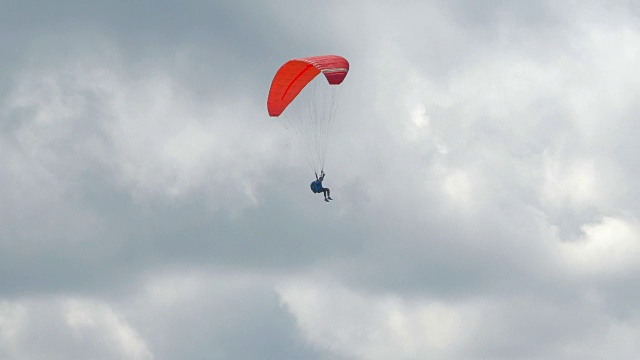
[1,1,640,359]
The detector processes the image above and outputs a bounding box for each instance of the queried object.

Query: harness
[310,180,322,193]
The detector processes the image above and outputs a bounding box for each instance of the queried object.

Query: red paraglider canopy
[267,55,349,117]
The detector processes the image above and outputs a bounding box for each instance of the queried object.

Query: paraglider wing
[267,55,349,117]
[267,55,349,174]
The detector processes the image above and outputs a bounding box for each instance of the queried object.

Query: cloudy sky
[1,1,640,359]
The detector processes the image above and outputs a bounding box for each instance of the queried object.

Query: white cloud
[3,37,283,212]
[279,274,640,360]
[278,278,477,360]
[2,1,640,360]
[557,216,640,277]
[0,297,152,360]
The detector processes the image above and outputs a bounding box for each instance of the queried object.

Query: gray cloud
[1,1,640,359]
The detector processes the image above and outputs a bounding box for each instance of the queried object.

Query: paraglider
[267,55,349,201]
[310,170,332,202]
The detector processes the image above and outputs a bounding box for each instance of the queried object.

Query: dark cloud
[1,1,640,359]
